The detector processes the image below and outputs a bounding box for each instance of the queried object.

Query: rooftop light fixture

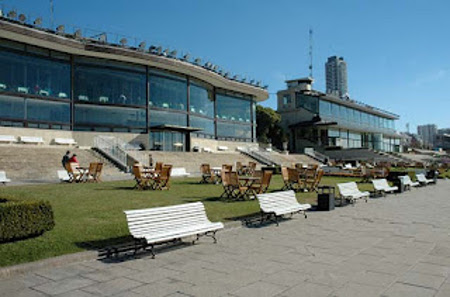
[212,65,219,72]
[263,85,269,89]
[169,50,177,58]
[224,72,230,78]
[250,79,255,84]
[162,49,169,56]
[7,10,17,19]
[138,41,146,51]
[18,14,26,23]
[155,46,162,55]
[194,58,201,65]
[74,29,82,39]
[119,38,127,47]
[98,33,107,43]
[232,75,239,80]
[241,77,247,83]
[149,45,157,53]
[56,25,65,34]
[33,17,42,26]
[182,54,190,61]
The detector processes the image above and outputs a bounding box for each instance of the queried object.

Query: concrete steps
[0,145,125,181]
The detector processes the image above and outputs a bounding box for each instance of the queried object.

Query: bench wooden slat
[256,190,311,223]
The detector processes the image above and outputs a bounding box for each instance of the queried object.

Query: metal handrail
[94,135,128,169]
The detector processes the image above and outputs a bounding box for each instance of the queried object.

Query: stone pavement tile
[81,277,143,296]
[161,259,220,273]
[125,266,184,284]
[420,255,450,267]
[369,260,412,275]
[430,246,450,258]
[5,288,47,297]
[169,266,228,284]
[32,276,95,295]
[54,289,99,297]
[230,281,287,297]
[345,253,382,266]
[303,269,351,289]
[397,271,446,290]
[35,264,96,281]
[110,291,144,297]
[81,265,139,282]
[434,283,450,297]
[0,274,50,295]
[261,270,308,287]
[351,270,396,287]
[411,262,450,277]
[276,282,333,297]
[289,260,335,275]
[330,282,386,297]
[131,278,194,297]
[380,282,437,297]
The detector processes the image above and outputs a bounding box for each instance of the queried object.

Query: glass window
[27,99,70,123]
[189,82,214,117]
[0,49,70,99]
[328,129,340,137]
[339,105,347,119]
[252,101,257,126]
[217,122,251,139]
[149,73,187,110]
[0,95,25,120]
[74,105,146,129]
[319,100,331,116]
[74,65,146,106]
[149,109,187,127]
[150,131,185,152]
[190,116,214,135]
[216,93,251,123]
[282,94,291,106]
[295,94,319,113]
[331,103,339,118]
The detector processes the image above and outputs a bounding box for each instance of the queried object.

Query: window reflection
[149,109,187,127]
[0,49,70,99]
[27,99,70,123]
[74,65,146,106]
[216,93,251,123]
[217,122,251,139]
[74,105,146,129]
[190,116,214,135]
[149,73,187,110]
[189,83,214,117]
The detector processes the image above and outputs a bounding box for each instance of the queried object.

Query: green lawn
[0,175,374,267]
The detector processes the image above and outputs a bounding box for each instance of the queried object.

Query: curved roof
[0,20,269,101]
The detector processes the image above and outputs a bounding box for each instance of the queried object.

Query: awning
[150,124,203,132]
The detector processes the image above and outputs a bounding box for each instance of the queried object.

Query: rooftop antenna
[50,0,54,29]
[308,28,313,78]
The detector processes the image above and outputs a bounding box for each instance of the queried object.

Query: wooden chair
[66,162,82,183]
[94,163,103,182]
[281,167,290,190]
[133,165,152,190]
[303,168,318,191]
[247,162,257,175]
[236,162,244,175]
[220,171,233,199]
[287,167,302,191]
[86,162,98,183]
[309,169,324,192]
[250,171,272,195]
[228,171,250,200]
[200,163,215,184]
[153,165,172,190]
[222,164,232,172]
[155,162,163,174]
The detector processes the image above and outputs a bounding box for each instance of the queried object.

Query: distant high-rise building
[325,56,348,98]
[417,124,437,147]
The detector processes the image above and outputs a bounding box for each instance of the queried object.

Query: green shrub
[0,199,55,242]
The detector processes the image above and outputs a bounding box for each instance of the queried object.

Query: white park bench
[416,173,434,186]
[399,175,420,190]
[372,179,398,196]
[20,136,44,144]
[57,170,71,182]
[0,171,11,185]
[54,138,77,145]
[217,146,228,151]
[203,147,212,153]
[123,202,224,258]
[337,182,370,205]
[256,190,311,226]
[0,135,17,144]
[171,167,190,177]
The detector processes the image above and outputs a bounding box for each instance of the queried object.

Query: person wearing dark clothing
[62,151,70,169]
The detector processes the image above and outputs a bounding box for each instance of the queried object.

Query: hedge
[0,199,55,242]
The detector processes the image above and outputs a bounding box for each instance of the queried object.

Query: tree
[256,105,286,149]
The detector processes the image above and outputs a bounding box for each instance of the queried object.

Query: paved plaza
[1,180,450,297]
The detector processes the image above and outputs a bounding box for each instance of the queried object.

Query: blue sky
[2,0,449,132]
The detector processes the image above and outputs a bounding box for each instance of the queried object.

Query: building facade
[417,124,438,148]
[325,56,348,98]
[0,18,268,151]
[278,78,401,153]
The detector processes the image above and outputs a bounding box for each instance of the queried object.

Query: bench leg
[205,231,218,244]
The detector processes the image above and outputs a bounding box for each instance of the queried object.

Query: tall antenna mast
[50,0,54,29]
[309,28,313,78]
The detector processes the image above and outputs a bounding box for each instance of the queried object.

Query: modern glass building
[277,78,402,153]
[0,17,267,151]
